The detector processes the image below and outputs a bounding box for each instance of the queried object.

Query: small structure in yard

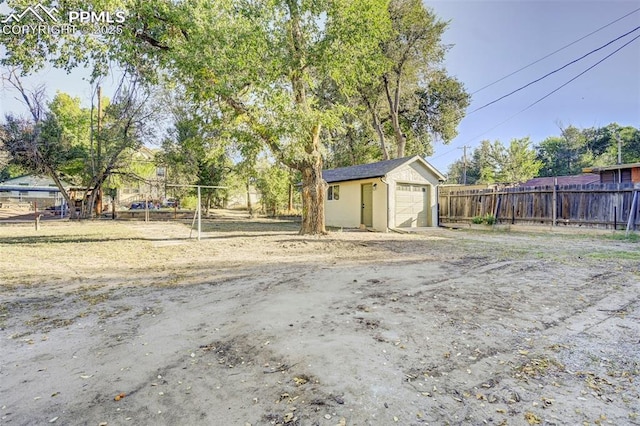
[583,162,640,184]
[322,156,445,231]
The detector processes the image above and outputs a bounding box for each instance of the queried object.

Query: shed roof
[521,174,599,187]
[322,155,444,183]
[583,162,640,173]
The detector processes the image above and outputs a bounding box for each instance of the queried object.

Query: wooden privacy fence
[439,183,640,230]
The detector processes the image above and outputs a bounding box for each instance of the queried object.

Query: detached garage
[322,155,445,231]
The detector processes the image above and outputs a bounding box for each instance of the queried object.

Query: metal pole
[197,185,201,241]
[626,189,638,237]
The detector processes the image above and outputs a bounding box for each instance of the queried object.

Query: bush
[484,214,497,225]
[471,216,484,224]
[472,214,496,225]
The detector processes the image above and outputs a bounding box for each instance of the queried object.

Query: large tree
[0,70,155,217]
[2,0,391,234]
[447,138,541,184]
[360,0,469,159]
[1,72,79,210]
[536,123,640,177]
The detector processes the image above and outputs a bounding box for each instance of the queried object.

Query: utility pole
[616,133,622,165]
[459,145,471,185]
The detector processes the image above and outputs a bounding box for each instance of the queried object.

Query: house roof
[583,162,640,173]
[322,155,445,183]
[0,174,71,191]
[521,174,599,187]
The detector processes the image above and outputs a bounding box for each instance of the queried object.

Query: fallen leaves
[293,375,309,386]
[514,355,565,381]
[524,411,541,424]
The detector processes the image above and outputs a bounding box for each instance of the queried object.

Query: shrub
[484,214,497,225]
[472,214,496,225]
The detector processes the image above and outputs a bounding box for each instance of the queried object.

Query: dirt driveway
[1,213,639,426]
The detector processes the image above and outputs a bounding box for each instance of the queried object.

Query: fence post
[552,178,558,227]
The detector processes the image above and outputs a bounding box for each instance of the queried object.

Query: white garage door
[395,184,429,227]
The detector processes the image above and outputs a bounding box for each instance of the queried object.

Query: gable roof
[521,173,599,187]
[322,155,445,183]
[0,174,71,189]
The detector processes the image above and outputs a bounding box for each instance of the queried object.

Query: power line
[472,6,640,95]
[514,32,640,120]
[449,32,640,154]
[469,25,640,114]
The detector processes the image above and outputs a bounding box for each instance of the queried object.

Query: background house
[0,175,70,209]
[583,163,640,184]
[322,156,445,231]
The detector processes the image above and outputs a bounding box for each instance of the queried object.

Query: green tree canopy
[447,138,541,184]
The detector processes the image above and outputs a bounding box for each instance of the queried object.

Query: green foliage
[255,165,291,216]
[493,138,542,183]
[447,123,640,184]
[471,216,484,224]
[446,138,541,184]
[605,232,639,243]
[536,123,640,177]
[413,70,470,145]
[0,0,464,232]
[356,0,469,160]
[471,214,496,225]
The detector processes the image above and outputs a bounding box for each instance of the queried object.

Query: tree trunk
[383,75,406,158]
[372,109,389,160]
[362,94,389,161]
[299,125,326,235]
[246,180,254,217]
[299,160,326,235]
[44,163,75,218]
[288,182,294,213]
[95,186,103,216]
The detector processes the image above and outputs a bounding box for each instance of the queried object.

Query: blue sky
[1,1,639,175]
[426,0,640,173]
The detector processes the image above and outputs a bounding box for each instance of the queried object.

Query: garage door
[395,184,429,227]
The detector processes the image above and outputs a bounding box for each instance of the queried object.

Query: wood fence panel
[439,183,640,230]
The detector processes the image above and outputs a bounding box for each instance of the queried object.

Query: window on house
[48,191,57,197]
[327,184,340,201]
[19,191,29,196]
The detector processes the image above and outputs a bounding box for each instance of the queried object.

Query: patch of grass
[604,232,639,242]
[587,251,640,261]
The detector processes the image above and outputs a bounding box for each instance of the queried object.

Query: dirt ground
[1,211,639,426]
